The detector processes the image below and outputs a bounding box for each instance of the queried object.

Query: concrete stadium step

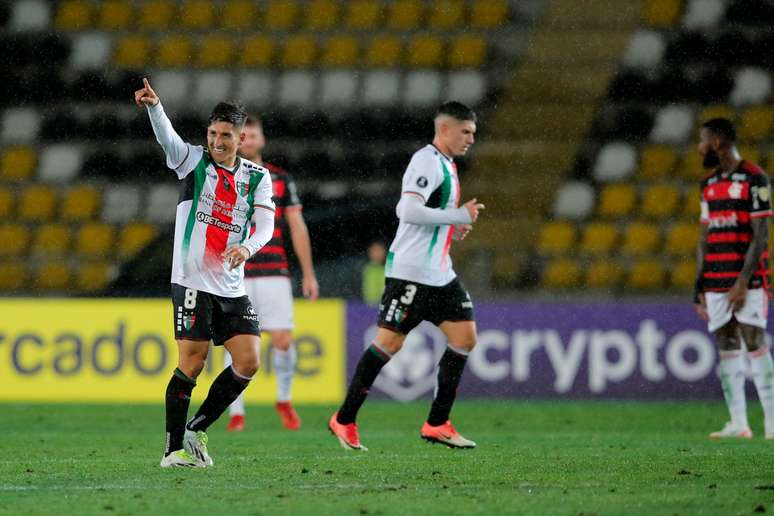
[492,104,594,140]
[544,0,644,29]
[528,29,632,64]
[505,65,614,104]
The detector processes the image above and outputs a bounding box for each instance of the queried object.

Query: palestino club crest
[183,314,196,331]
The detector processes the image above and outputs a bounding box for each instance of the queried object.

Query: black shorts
[377,277,474,335]
[172,284,261,346]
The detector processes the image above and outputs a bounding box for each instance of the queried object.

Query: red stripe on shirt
[203,168,237,267]
[708,232,752,244]
[705,253,746,262]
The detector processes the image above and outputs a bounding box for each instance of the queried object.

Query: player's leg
[710,319,752,438]
[270,329,301,430]
[223,350,246,431]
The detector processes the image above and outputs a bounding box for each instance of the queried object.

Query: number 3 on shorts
[400,284,417,305]
[184,288,197,309]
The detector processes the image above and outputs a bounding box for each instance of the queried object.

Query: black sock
[337,344,391,424]
[186,366,250,432]
[427,348,468,426]
[165,368,196,455]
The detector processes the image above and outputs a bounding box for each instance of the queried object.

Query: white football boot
[160,449,203,468]
[184,429,214,466]
[709,421,753,439]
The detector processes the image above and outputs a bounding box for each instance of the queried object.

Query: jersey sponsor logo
[416,176,429,188]
[758,186,770,202]
[728,182,743,199]
[238,181,249,196]
[708,212,738,229]
[196,211,242,233]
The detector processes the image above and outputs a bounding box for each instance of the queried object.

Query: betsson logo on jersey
[196,212,242,233]
[708,212,738,229]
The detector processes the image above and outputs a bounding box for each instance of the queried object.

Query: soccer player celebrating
[328,102,484,450]
[223,115,319,432]
[134,79,276,467]
[693,118,774,439]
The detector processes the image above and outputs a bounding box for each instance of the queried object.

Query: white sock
[719,350,749,428]
[274,344,297,403]
[223,351,246,417]
[749,346,774,424]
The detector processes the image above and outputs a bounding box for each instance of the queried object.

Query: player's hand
[134,77,159,107]
[694,293,708,321]
[453,224,472,241]
[727,281,748,312]
[223,245,251,270]
[463,198,485,223]
[302,275,319,301]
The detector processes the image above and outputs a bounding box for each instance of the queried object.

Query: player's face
[698,128,720,169]
[239,124,266,161]
[207,121,243,165]
[444,119,477,157]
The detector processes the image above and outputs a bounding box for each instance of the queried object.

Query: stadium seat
[1,146,36,181]
[737,144,761,166]
[552,181,595,220]
[738,106,774,142]
[320,71,359,106]
[470,0,508,28]
[597,183,637,218]
[638,145,677,179]
[138,0,175,30]
[102,184,141,223]
[537,221,576,256]
[627,260,665,289]
[157,35,193,68]
[321,36,360,67]
[10,0,51,31]
[493,253,522,285]
[222,0,257,29]
[447,71,487,106]
[1,108,40,144]
[241,36,275,68]
[146,184,180,223]
[650,104,694,144]
[306,0,339,29]
[198,35,235,68]
[76,222,114,258]
[407,35,444,68]
[643,0,681,27]
[264,0,299,30]
[403,71,443,106]
[69,33,112,70]
[278,71,315,106]
[362,71,401,106]
[698,104,736,124]
[0,186,13,218]
[0,263,27,290]
[0,224,30,258]
[150,71,192,107]
[677,150,704,179]
[542,258,582,289]
[429,0,465,29]
[236,72,274,105]
[193,72,234,108]
[579,222,618,255]
[76,262,114,292]
[180,0,214,29]
[621,222,661,256]
[61,185,100,222]
[640,183,680,219]
[32,223,72,256]
[281,35,317,68]
[118,222,156,258]
[96,0,132,29]
[448,35,487,69]
[344,0,382,29]
[365,35,402,67]
[670,261,696,290]
[665,222,699,256]
[38,144,82,183]
[730,68,772,107]
[19,185,57,222]
[585,259,623,289]
[622,30,666,69]
[682,0,726,30]
[386,0,424,29]
[55,0,93,30]
[114,35,152,69]
[33,262,72,291]
[682,191,701,219]
[593,142,637,182]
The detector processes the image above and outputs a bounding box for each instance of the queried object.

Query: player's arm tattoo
[694,224,709,302]
[738,217,769,284]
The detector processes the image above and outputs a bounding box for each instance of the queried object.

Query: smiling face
[207,121,244,166]
[437,117,477,157]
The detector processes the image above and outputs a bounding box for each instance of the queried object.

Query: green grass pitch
[1,401,773,515]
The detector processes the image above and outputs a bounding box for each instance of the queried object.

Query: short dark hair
[702,117,736,142]
[208,101,248,128]
[244,114,262,128]
[436,101,477,123]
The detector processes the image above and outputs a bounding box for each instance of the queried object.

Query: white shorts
[706,288,769,333]
[245,276,294,331]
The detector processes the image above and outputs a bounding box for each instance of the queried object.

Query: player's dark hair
[702,117,736,143]
[244,114,262,128]
[436,101,477,123]
[208,101,248,128]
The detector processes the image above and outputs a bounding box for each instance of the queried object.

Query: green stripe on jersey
[182,158,208,259]
[426,161,453,260]
[386,251,394,274]
[240,170,264,244]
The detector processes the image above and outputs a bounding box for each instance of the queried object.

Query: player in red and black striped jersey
[693,118,774,440]
[223,115,319,432]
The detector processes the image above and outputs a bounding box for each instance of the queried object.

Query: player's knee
[179,356,206,378]
[271,331,293,351]
[451,337,477,353]
[233,356,260,378]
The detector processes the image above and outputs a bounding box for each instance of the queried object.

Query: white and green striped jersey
[386,144,463,286]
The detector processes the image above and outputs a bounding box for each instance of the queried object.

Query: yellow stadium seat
[77,262,114,292]
[322,36,360,67]
[34,262,72,291]
[698,104,735,124]
[407,35,444,67]
[0,224,30,258]
[0,187,12,218]
[157,36,193,68]
[621,222,660,256]
[738,106,774,142]
[365,35,402,67]
[470,0,508,28]
[180,0,214,29]
[1,146,36,181]
[19,185,57,222]
[139,0,176,29]
[222,0,258,29]
[61,185,100,222]
[76,223,114,258]
[664,222,699,256]
[265,0,299,30]
[627,260,665,289]
[493,252,522,284]
[597,183,637,218]
[386,0,424,30]
[683,192,701,220]
[639,145,677,179]
[643,0,681,27]
[640,183,680,219]
[305,0,339,29]
[579,222,618,256]
[198,35,236,68]
[114,35,152,69]
[585,259,624,289]
[669,261,696,290]
[241,36,275,67]
[118,223,156,259]
[344,0,382,29]
[0,263,27,291]
[543,258,582,289]
[677,151,705,179]
[32,224,72,256]
[448,35,487,68]
[429,0,465,28]
[281,35,317,68]
[97,0,132,29]
[55,0,93,30]
[737,144,761,166]
[537,221,576,256]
